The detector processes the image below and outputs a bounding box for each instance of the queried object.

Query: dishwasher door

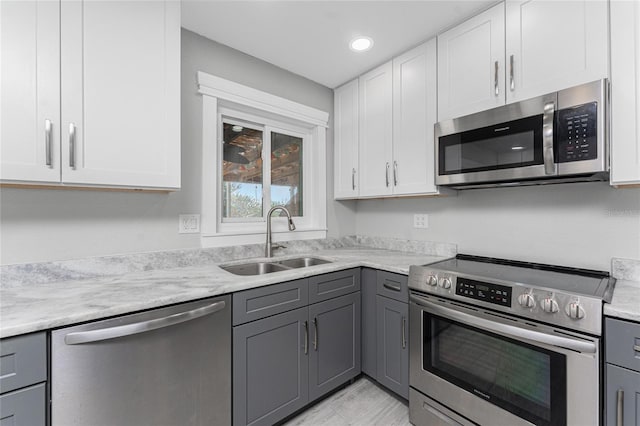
[51,295,231,426]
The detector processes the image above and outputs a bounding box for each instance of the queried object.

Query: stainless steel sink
[220,262,290,276]
[275,257,332,269]
[220,257,332,275]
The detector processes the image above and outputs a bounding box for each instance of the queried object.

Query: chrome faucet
[265,206,296,257]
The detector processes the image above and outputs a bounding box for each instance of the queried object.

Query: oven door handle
[410,294,597,354]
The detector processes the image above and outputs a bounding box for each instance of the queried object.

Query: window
[198,71,328,247]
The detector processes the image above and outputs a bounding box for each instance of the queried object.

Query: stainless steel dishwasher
[51,295,231,426]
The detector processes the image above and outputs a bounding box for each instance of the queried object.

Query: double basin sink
[220,257,331,276]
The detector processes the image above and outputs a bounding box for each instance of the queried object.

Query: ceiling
[181,1,496,89]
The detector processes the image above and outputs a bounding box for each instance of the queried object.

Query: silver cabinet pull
[45,119,53,167]
[68,123,76,170]
[312,318,318,350]
[616,389,623,426]
[383,282,401,292]
[303,320,309,355]
[542,101,556,175]
[64,301,226,345]
[494,61,499,96]
[401,316,406,349]
[351,168,356,190]
[393,161,398,186]
[385,163,390,187]
[634,344,640,353]
[509,54,515,91]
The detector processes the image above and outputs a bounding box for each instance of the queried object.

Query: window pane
[271,132,303,216]
[222,123,263,218]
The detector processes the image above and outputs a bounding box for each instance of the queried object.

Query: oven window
[439,114,543,175]
[424,314,566,426]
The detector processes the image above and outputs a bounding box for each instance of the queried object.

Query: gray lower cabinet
[606,317,640,426]
[376,295,409,399]
[233,307,309,426]
[308,292,361,401]
[0,332,47,426]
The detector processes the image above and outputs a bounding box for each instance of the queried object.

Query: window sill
[201,228,327,248]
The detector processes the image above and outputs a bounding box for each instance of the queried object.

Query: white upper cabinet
[334,79,359,199]
[438,3,505,121]
[1,0,180,190]
[610,0,640,186]
[505,0,608,104]
[1,0,61,183]
[358,62,393,198]
[392,40,438,195]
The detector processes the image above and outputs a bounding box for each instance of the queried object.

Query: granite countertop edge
[604,279,640,323]
[0,248,446,338]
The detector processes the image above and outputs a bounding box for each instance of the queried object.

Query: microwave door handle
[543,101,556,175]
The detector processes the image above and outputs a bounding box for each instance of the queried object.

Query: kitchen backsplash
[0,236,456,287]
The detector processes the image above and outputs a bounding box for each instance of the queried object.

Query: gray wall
[354,183,640,270]
[0,29,355,265]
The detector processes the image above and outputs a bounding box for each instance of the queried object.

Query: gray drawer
[606,318,640,372]
[233,279,308,325]
[376,271,408,303]
[308,268,360,304]
[0,332,46,394]
[0,383,46,426]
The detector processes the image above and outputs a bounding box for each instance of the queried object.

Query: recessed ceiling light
[350,36,373,52]
[511,146,525,151]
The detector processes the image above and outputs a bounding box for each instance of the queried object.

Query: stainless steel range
[408,254,615,426]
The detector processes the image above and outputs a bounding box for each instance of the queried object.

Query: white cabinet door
[359,62,393,197]
[334,79,359,199]
[392,40,438,195]
[506,0,608,104]
[60,0,180,189]
[610,0,640,186]
[437,3,505,121]
[0,0,61,183]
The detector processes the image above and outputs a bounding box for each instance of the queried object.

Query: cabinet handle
[542,101,556,175]
[69,123,76,170]
[633,344,640,353]
[616,389,623,426]
[383,282,401,292]
[402,316,406,349]
[352,168,356,190]
[312,318,318,350]
[393,161,398,186]
[303,320,309,354]
[494,61,499,97]
[509,54,515,91]
[385,163,390,187]
[45,119,53,167]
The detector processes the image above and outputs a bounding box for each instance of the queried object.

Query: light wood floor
[284,377,410,426]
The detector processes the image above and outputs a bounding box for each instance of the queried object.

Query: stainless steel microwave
[435,79,609,189]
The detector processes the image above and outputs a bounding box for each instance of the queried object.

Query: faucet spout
[266,206,296,257]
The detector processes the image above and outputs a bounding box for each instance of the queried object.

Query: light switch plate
[413,214,428,229]
[179,214,200,234]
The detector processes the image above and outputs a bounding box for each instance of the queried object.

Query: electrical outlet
[179,214,200,234]
[413,214,428,229]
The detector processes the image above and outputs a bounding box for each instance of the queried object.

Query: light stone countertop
[0,247,447,338]
[604,279,640,323]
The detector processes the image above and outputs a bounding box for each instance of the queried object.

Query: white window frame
[198,71,328,247]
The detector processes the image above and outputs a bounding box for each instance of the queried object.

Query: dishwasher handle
[64,300,226,345]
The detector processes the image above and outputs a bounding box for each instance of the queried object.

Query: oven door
[409,293,600,426]
[435,92,557,186]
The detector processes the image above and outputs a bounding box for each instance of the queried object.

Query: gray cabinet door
[0,383,46,426]
[233,307,309,426]
[361,268,377,378]
[376,295,409,399]
[606,364,640,426]
[308,292,361,402]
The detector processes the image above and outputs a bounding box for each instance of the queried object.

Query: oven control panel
[455,278,512,307]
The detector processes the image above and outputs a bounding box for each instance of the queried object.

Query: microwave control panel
[455,278,512,307]
[556,102,598,163]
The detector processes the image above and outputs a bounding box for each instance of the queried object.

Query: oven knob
[542,298,559,313]
[439,277,452,289]
[427,274,438,286]
[565,302,586,320]
[517,293,536,309]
